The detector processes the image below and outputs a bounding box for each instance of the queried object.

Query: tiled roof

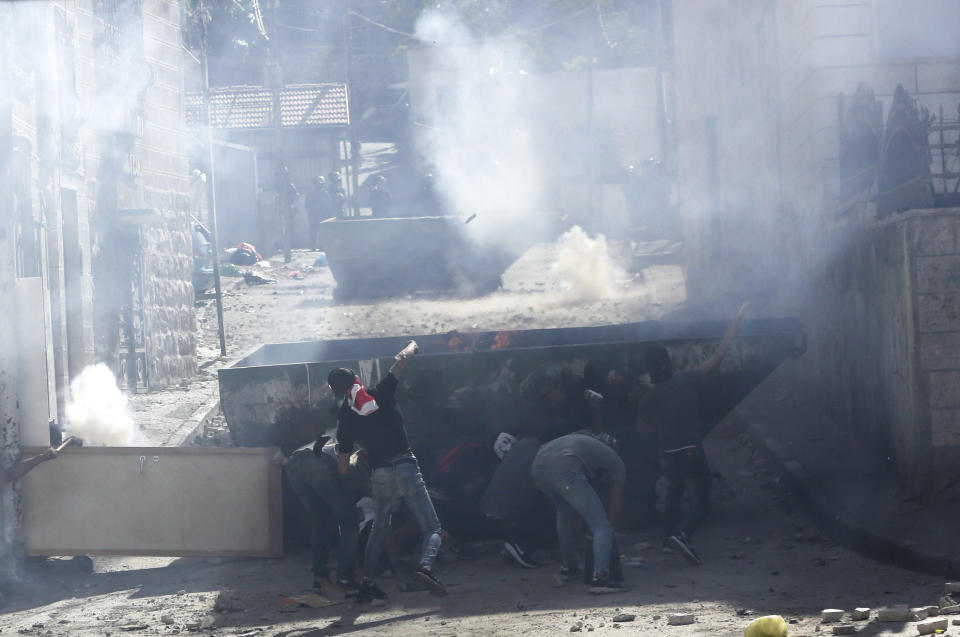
[186,83,349,129]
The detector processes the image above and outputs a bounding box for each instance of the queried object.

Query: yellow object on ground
[744,615,789,637]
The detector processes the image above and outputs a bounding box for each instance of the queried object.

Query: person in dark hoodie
[636,302,749,565]
[328,341,446,603]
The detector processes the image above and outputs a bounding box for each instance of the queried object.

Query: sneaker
[355,580,388,603]
[558,564,582,582]
[589,576,630,594]
[412,566,448,597]
[666,533,702,566]
[502,541,538,569]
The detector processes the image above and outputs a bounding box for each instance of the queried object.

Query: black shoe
[502,541,538,569]
[413,567,448,597]
[356,580,388,603]
[589,575,630,594]
[666,533,702,566]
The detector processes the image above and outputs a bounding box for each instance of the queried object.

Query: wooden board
[22,446,283,557]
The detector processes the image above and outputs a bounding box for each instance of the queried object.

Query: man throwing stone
[329,341,446,602]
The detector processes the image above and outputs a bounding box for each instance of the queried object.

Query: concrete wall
[671,0,960,491]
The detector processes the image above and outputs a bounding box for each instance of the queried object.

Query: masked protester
[328,341,447,603]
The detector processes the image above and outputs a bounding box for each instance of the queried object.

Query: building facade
[671,0,960,491]
[0,0,195,584]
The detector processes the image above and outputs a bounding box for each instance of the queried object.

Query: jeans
[662,445,712,540]
[531,464,613,578]
[364,460,442,581]
[286,449,359,582]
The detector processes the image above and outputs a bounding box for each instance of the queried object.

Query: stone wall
[671,0,960,492]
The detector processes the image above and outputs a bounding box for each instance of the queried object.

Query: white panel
[17,279,53,447]
[23,447,282,557]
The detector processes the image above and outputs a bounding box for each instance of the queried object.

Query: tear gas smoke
[413,10,544,255]
[554,225,627,302]
[65,364,150,446]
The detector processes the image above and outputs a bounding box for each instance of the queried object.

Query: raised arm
[389,340,418,377]
[699,302,750,375]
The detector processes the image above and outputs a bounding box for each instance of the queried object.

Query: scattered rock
[940,596,958,608]
[821,609,844,623]
[850,608,870,621]
[877,607,911,622]
[917,617,949,635]
[183,623,200,631]
[667,613,695,626]
[371,599,386,607]
[910,607,930,621]
[831,625,856,635]
[946,582,960,594]
[586,625,594,632]
[954,619,960,626]
[570,623,582,632]
[921,605,939,617]
[940,605,960,615]
[118,624,148,632]
[199,616,216,629]
[160,615,174,625]
[612,613,635,623]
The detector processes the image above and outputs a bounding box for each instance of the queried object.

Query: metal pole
[200,0,227,357]
[344,1,360,216]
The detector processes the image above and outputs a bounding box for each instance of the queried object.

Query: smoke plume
[553,225,627,302]
[65,364,150,446]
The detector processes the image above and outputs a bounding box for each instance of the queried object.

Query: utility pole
[199,0,227,357]
[343,0,359,216]
[264,0,290,260]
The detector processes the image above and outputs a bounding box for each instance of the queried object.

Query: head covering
[493,432,517,460]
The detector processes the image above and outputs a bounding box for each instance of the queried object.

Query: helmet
[314,175,326,186]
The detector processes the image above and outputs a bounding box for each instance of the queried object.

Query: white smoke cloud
[553,225,627,302]
[413,10,546,253]
[65,364,150,446]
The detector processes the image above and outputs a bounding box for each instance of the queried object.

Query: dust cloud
[65,364,150,447]
[553,225,627,302]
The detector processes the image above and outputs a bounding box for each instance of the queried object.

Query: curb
[733,406,960,579]
[170,396,221,447]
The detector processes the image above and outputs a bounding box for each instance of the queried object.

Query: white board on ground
[22,446,282,557]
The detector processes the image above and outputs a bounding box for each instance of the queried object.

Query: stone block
[911,607,930,621]
[922,605,940,616]
[832,625,856,636]
[929,371,960,408]
[919,293,960,332]
[917,617,948,635]
[822,609,845,622]
[920,333,960,370]
[941,605,960,614]
[851,608,870,620]
[878,607,911,622]
[930,410,960,447]
[947,582,960,593]
[912,215,960,256]
[667,613,695,626]
[917,256,960,293]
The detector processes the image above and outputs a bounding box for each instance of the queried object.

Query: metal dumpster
[318,215,522,298]
[219,318,804,541]
[219,318,805,454]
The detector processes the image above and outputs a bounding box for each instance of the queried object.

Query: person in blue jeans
[329,341,446,602]
[285,437,360,594]
[531,431,627,594]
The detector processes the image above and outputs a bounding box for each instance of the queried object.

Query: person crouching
[531,431,627,594]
